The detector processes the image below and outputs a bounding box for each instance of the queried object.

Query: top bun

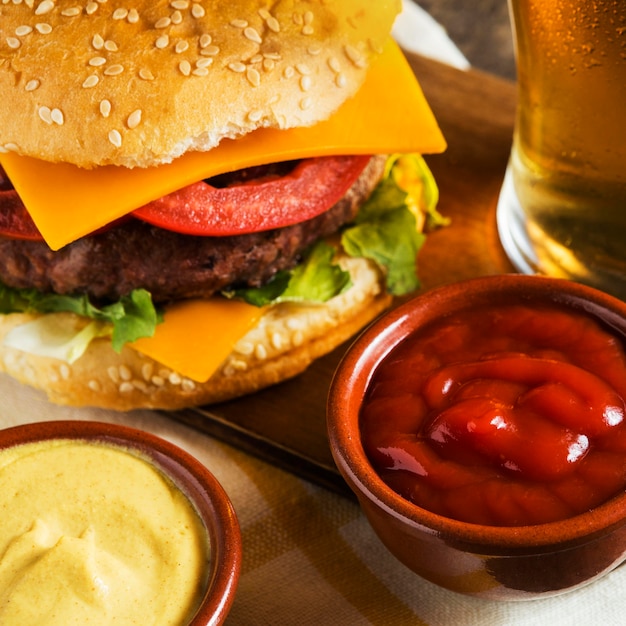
[0,0,401,168]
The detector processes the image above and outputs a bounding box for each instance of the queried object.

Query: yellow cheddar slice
[0,40,445,251]
[131,298,265,383]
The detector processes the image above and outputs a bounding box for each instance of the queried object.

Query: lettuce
[230,154,443,305]
[0,286,161,352]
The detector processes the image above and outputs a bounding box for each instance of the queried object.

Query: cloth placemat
[2,375,626,625]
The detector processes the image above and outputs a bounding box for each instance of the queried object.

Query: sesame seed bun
[0,0,401,168]
[0,253,391,410]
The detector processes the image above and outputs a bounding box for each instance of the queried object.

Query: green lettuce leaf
[227,240,352,306]
[0,286,161,352]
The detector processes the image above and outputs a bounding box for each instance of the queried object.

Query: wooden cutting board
[170,52,518,495]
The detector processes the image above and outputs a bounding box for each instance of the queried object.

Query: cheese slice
[131,298,264,382]
[0,40,445,251]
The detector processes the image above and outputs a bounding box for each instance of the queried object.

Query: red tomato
[132,155,372,236]
[0,189,43,241]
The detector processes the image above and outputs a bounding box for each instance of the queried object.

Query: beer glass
[497,0,626,299]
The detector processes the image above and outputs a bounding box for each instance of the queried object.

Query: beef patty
[0,155,385,304]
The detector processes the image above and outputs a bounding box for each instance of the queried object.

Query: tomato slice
[132,155,372,236]
[0,194,43,241]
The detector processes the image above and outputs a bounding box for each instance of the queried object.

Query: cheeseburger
[0,0,446,410]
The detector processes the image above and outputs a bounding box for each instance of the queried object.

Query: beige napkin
[2,374,626,625]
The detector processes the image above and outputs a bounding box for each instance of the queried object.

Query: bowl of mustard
[0,420,241,625]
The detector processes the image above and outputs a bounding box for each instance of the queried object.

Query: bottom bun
[0,255,392,411]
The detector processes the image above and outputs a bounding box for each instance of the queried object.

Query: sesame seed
[296,63,311,75]
[85,2,98,14]
[248,110,263,123]
[299,97,313,111]
[266,16,280,32]
[126,109,142,129]
[191,3,204,18]
[170,0,188,9]
[61,6,80,16]
[50,108,64,124]
[25,79,40,91]
[247,67,261,87]
[155,34,169,49]
[139,68,155,80]
[119,364,132,381]
[89,56,107,66]
[104,40,118,51]
[175,40,189,53]
[304,10,314,25]
[344,44,366,68]
[258,8,270,20]
[82,74,99,88]
[192,66,209,76]
[127,8,139,23]
[119,382,134,393]
[244,27,262,44]
[230,19,248,28]
[195,57,212,69]
[141,362,154,381]
[300,75,312,91]
[35,23,52,34]
[335,73,347,88]
[6,37,21,49]
[255,343,268,360]
[171,10,182,24]
[151,375,165,387]
[107,365,120,383]
[15,25,33,36]
[169,372,182,385]
[263,58,275,71]
[307,45,322,56]
[178,60,191,76]
[99,99,111,117]
[235,341,254,356]
[88,380,101,392]
[283,66,295,79]
[35,0,54,16]
[181,379,196,392]
[228,62,246,73]
[199,33,212,48]
[271,332,284,350]
[92,34,104,49]
[200,45,219,56]
[328,56,341,73]
[38,106,52,124]
[108,129,122,147]
[155,16,171,28]
[112,7,127,19]
[302,25,314,36]
[104,64,124,76]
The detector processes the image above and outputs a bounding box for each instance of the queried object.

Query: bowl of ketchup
[327,275,626,600]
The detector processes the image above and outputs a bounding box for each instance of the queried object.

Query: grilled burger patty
[0,155,385,304]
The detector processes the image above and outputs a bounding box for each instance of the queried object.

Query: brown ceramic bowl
[328,275,626,600]
[0,420,241,624]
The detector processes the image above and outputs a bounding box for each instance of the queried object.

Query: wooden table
[171,53,518,494]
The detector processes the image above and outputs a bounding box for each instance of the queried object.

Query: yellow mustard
[0,439,210,625]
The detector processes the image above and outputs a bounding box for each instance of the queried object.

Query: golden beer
[498,0,626,298]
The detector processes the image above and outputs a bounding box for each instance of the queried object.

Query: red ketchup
[360,303,626,526]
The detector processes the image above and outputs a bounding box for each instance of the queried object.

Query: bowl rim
[328,274,626,551]
[0,419,242,626]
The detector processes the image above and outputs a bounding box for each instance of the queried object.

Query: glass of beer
[497,0,626,299]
